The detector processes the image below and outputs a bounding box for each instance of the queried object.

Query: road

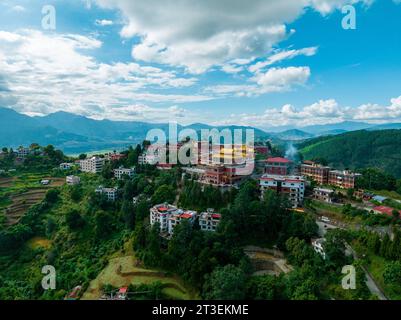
[315,216,388,300]
[344,243,388,300]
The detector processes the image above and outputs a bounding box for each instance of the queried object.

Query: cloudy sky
[0,0,400,129]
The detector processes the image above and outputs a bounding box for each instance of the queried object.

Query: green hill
[298,129,401,178]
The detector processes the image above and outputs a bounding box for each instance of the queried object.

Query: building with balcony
[95,186,118,202]
[300,161,330,185]
[265,157,293,176]
[79,157,105,174]
[114,166,135,180]
[199,209,221,232]
[260,174,306,208]
[313,187,335,203]
[17,146,30,159]
[328,170,361,189]
[60,163,73,170]
[150,203,197,236]
[66,175,80,186]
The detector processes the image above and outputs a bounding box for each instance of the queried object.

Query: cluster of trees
[178,179,237,211]
[132,180,323,299]
[342,204,393,226]
[356,168,398,192]
[355,229,401,262]
[347,229,401,298]
[298,129,401,179]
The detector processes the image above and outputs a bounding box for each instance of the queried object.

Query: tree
[151,184,175,205]
[356,168,397,191]
[65,210,85,230]
[246,275,281,300]
[94,211,114,238]
[122,180,134,201]
[127,145,141,166]
[380,234,391,259]
[101,162,113,179]
[324,229,349,268]
[45,189,60,204]
[69,185,83,202]
[121,200,134,230]
[203,264,246,300]
[143,223,162,267]
[79,153,87,160]
[383,261,401,285]
[285,237,317,267]
[46,217,57,236]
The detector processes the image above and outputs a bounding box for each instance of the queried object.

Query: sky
[0,0,401,130]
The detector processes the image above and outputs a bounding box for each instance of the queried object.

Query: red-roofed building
[150,203,178,233]
[167,210,197,235]
[150,203,197,236]
[255,146,269,155]
[119,287,128,294]
[373,206,401,217]
[107,152,127,162]
[265,157,293,175]
[199,209,221,232]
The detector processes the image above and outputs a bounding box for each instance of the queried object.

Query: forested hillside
[298,130,401,178]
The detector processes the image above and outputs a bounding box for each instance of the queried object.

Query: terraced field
[0,174,65,226]
[82,255,199,300]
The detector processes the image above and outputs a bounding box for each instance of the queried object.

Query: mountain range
[2,107,401,154]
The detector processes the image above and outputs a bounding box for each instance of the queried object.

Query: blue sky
[0,0,400,129]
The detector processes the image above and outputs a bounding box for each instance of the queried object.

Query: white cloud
[95,19,114,26]
[10,5,25,12]
[0,29,211,121]
[95,0,370,73]
[311,0,373,14]
[207,66,311,96]
[218,96,401,128]
[249,47,318,73]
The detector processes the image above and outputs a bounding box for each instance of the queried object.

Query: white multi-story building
[313,187,334,203]
[138,153,160,165]
[167,209,197,235]
[95,186,118,202]
[199,209,221,232]
[17,147,30,159]
[150,204,197,236]
[60,163,73,170]
[150,204,178,233]
[260,174,305,208]
[114,166,135,180]
[79,157,105,174]
[66,175,80,185]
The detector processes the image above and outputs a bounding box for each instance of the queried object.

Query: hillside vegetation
[298,130,401,178]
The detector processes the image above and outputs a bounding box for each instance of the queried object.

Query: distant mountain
[272,129,314,141]
[368,123,401,131]
[317,129,348,136]
[0,108,91,148]
[298,129,401,178]
[300,121,373,135]
[0,107,273,154]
